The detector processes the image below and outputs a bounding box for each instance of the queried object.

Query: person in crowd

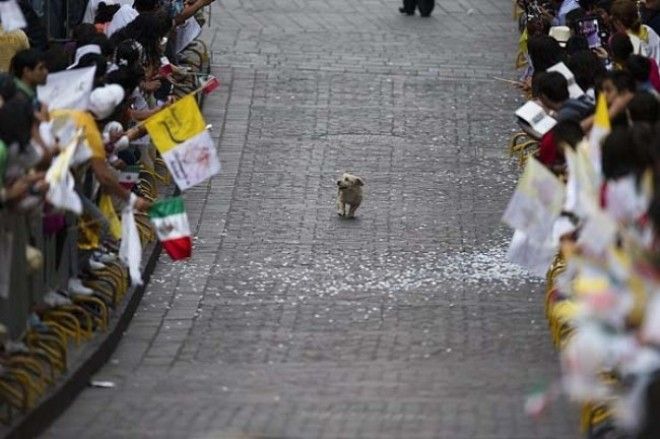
[598,69,637,105]
[641,0,660,37]
[537,119,584,173]
[610,31,635,69]
[10,49,47,106]
[566,49,607,100]
[94,2,122,34]
[625,54,660,93]
[537,71,595,121]
[528,34,565,74]
[610,0,660,66]
[565,35,590,55]
[17,0,48,50]
[626,91,660,124]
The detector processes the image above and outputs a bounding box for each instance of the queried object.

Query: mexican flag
[586,93,610,179]
[118,165,140,190]
[148,197,192,260]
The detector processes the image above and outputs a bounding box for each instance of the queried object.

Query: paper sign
[0,0,26,31]
[37,67,96,111]
[515,101,557,137]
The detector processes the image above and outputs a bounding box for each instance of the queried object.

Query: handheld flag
[502,157,565,241]
[118,165,140,190]
[159,57,173,77]
[202,76,220,95]
[119,195,143,286]
[149,197,192,260]
[587,93,610,177]
[144,95,220,191]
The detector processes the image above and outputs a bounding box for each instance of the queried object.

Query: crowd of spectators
[513,0,660,438]
[0,0,213,390]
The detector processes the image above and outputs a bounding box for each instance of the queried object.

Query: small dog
[336,172,364,218]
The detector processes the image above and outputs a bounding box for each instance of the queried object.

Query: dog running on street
[336,172,364,218]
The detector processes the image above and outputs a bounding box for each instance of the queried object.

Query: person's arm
[125,125,147,141]
[0,172,48,207]
[173,0,215,25]
[580,92,635,132]
[89,158,151,211]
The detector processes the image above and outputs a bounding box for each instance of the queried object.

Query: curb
[3,239,164,439]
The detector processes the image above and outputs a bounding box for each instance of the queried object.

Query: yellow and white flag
[587,93,610,177]
[144,95,220,191]
[502,157,565,241]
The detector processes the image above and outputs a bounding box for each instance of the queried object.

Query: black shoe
[398,7,415,15]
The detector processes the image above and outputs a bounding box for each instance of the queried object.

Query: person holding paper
[537,71,595,122]
[50,85,152,213]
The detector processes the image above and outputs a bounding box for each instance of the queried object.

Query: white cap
[549,26,571,48]
[88,84,125,119]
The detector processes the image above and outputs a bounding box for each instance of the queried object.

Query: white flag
[44,131,83,214]
[119,196,143,286]
[507,230,557,276]
[161,130,221,191]
[37,67,96,111]
[0,0,26,31]
[502,157,565,242]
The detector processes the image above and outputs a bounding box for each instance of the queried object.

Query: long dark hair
[110,10,173,67]
[528,35,564,73]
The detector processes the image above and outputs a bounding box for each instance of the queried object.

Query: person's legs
[418,0,435,17]
[399,0,416,15]
[79,193,111,244]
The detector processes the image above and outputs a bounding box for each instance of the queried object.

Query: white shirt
[82,0,134,24]
[556,0,580,26]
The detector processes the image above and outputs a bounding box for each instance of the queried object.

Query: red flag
[158,57,173,77]
[202,76,220,95]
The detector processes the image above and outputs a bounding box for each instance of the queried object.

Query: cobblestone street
[45,0,578,437]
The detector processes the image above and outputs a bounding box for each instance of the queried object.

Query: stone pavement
[44,1,579,438]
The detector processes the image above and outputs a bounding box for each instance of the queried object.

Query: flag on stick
[144,95,220,191]
[202,76,220,95]
[587,93,610,177]
[149,197,192,260]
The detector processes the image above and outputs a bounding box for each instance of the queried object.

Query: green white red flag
[148,197,192,260]
[118,165,140,190]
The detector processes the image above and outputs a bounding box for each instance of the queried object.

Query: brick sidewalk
[44,1,579,437]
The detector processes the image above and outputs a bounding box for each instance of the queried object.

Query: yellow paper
[98,193,122,240]
[77,215,100,250]
[144,95,206,153]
